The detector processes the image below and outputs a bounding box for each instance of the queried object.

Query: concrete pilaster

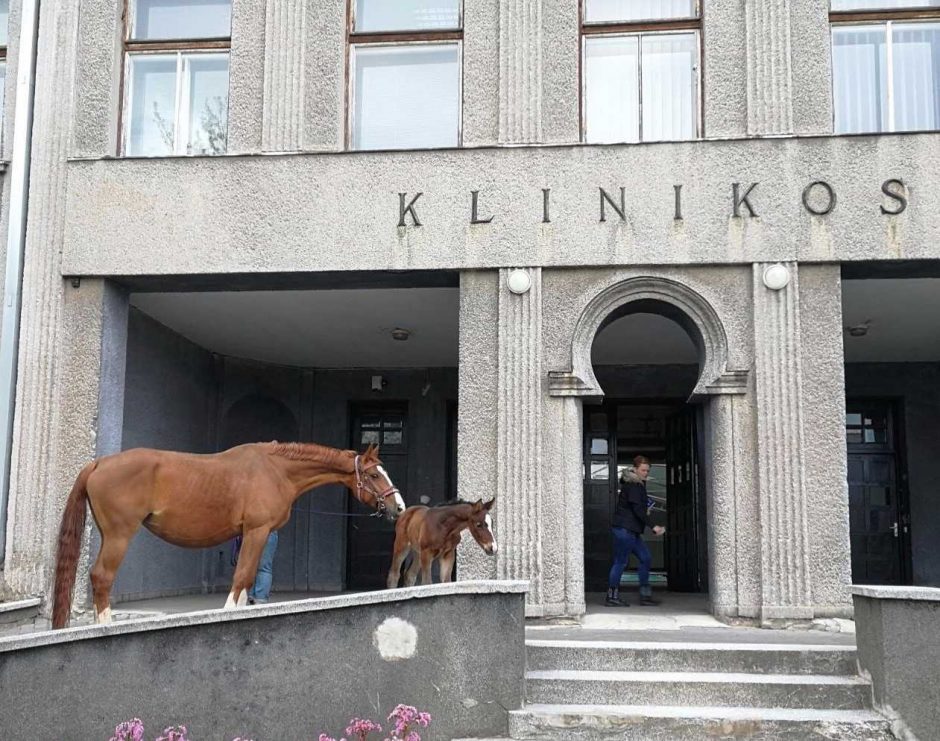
[227,0,266,153]
[3,0,84,600]
[261,0,307,152]
[496,267,544,614]
[752,261,814,619]
[745,1,795,135]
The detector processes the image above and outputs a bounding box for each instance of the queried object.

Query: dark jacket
[611,469,649,534]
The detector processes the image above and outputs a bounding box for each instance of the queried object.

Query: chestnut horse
[52,442,404,629]
[386,498,497,588]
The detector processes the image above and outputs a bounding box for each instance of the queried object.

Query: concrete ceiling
[842,278,940,362]
[131,288,460,367]
[129,277,940,370]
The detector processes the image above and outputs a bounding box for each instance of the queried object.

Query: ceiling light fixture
[391,328,411,341]
[845,321,871,337]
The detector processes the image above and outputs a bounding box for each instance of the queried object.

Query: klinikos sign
[395,179,909,226]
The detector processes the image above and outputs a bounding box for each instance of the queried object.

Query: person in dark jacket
[606,455,665,607]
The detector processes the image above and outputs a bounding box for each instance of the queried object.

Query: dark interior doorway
[346,404,411,591]
[583,400,706,593]
[846,399,912,585]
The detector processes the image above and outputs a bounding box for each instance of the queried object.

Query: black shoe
[639,595,660,606]
[605,596,629,607]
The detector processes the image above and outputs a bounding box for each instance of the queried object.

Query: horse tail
[52,461,95,629]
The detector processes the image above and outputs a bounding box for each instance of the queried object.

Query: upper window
[0,0,9,120]
[831,1,940,133]
[581,0,701,144]
[122,0,232,156]
[348,0,462,151]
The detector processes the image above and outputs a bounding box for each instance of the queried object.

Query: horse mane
[268,442,357,470]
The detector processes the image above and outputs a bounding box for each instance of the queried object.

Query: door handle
[891,522,899,538]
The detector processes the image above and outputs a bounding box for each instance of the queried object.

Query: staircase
[457,637,895,740]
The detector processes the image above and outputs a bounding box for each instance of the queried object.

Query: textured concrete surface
[507,705,893,740]
[0,581,527,741]
[853,588,940,741]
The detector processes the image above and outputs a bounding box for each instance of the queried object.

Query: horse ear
[472,499,484,511]
[483,498,496,511]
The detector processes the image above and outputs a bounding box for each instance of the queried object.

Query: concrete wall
[113,309,216,600]
[61,136,936,276]
[845,362,940,587]
[0,582,527,741]
[852,586,940,740]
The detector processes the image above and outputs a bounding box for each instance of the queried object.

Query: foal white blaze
[485,513,498,554]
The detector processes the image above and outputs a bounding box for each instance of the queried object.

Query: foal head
[467,498,497,555]
[350,444,406,521]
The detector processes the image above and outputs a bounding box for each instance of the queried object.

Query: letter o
[802,181,837,216]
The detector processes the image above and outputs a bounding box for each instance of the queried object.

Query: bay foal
[53,442,403,628]
[387,498,497,588]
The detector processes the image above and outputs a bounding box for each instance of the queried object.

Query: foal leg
[439,549,456,583]
[90,533,135,625]
[387,542,411,589]
[225,528,269,609]
[403,552,422,587]
[419,551,435,586]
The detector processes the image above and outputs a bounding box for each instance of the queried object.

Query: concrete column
[495,267,545,615]
[798,264,852,617]
[261,0,307,152]
[463,0,500,146]
[456,271,499,581]
[2,0,83,600]
[71,0,122,157]
[752,261,814,619]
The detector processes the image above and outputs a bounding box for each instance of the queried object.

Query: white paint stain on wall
[372,617,418,661]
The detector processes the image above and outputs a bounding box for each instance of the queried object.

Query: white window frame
[120,0,231,156]
[830,2,940,133]
[346,1,464,151]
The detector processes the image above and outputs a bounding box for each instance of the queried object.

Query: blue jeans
[249,531,278,602]
[608,527,652,593]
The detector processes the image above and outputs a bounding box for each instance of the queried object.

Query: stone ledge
[0,597,41,614]
[0,579,528,652]
[851,585,940,602]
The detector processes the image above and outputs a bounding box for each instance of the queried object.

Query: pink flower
[110,718,145,741]
[155,725,190,741]
[345,717,382,740]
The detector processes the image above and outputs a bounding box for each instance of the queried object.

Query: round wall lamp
[762,263,791,291]
[507,269,532,295]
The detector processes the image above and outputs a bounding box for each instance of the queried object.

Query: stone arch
[549,276,747,399]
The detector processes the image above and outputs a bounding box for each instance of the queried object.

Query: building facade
[1,0,939,622]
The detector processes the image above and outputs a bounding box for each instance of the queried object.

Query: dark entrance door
[346,404,409,591]
[665,407,701,592]
[583,401,703,593]
[846,400,910,585]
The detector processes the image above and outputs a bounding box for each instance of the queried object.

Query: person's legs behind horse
[249,530,279,604]
[606,527,630,606]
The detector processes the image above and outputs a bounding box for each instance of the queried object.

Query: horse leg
[439,549,456,583]
[387,540,410,589]
[225,528,269,609]
[90,533,135,625]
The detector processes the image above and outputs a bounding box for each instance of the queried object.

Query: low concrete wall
[852,585,940,741]
[0,581,526,741]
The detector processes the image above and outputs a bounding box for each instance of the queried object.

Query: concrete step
[507,704,895,740]
[525,669,872,710]
[526,639,858,675]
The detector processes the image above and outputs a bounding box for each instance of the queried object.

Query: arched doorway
[584,308,705,597]
[548,276,748,617]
